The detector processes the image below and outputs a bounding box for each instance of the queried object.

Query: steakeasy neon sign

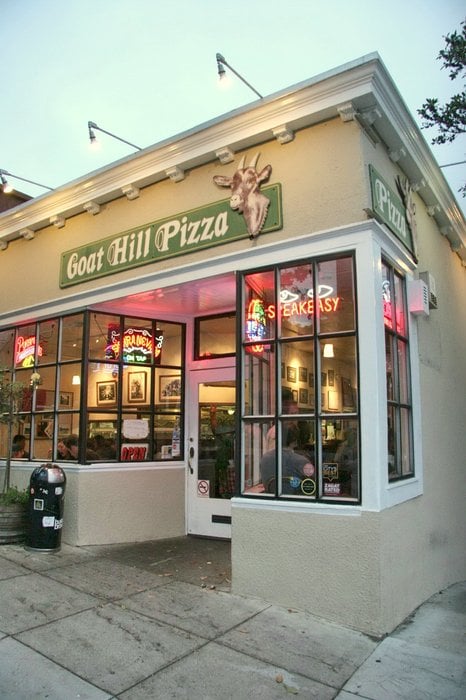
[246,286,341,352]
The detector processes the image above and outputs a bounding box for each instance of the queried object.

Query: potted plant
[210,406,236,498]
[0,368,29,543]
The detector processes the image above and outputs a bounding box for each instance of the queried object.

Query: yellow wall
[0,118,366,315]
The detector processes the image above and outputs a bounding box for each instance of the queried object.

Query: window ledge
[232,497,362,517]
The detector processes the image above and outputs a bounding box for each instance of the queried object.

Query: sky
[1,0,465,214]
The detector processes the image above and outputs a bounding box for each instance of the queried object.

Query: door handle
[188,445,195,474]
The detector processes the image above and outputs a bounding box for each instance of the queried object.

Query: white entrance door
[187,366,236,539]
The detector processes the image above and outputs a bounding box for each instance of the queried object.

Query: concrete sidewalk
[0,538,464,699]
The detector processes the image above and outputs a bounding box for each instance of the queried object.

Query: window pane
[243,349,275,416]
[123,317,153,365]
[38,319,58,365]
[15,324,36,368]
[243,420,272,495]
[32,415,54,460]
[123,366,151,407]
[156,369,181,405]
[317,257,355,333]
[394,272,407,336]
[89,313,120,361]
[387,405,397,478]
[0,329,14,368]
[88,361,119,408]
[58,363,81,410]
[195,313,236,359]
[385,332,394,400]
[156,321,183,366]
[244,270,275,342]
[400,407,413,476]
[330,418,359,499]
[61,314,84,361]
[88,415,117,459]
[397,339,410,404]
[320,337,358,413]
[281,340,313,415]
[279,264,314,337]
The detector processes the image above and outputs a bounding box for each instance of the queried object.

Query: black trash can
[26,463,66,552]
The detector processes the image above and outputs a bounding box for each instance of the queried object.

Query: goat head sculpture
[213,153,272,239]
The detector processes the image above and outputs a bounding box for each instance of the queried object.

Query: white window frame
[232,220,423,515]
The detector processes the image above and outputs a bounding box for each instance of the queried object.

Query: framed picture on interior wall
[328,369,335,387]
[281,363,285,379]
[321,372,327,387]
[128,372,147,403]
[59,391,73,409]
[309,372,314,388]
[292,390,298,403]
[96,380,117,406]
[299,366,308,383]
[286,366,297,383]
[159,375,181,401]
[328,391,339,411]
[299,388,309,405]
[341,377,354,411]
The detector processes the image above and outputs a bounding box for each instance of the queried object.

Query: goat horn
[238,155,246,170]
[249,153,260,169]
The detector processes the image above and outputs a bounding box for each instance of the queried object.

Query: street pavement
[0,537,464,699]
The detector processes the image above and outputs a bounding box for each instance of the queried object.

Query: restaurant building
[1,54,465,636]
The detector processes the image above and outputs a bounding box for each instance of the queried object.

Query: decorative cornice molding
[83,201,101,215]
[272,125,294,144]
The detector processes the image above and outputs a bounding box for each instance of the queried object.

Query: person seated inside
[57,439,73,460]
[12,434,29,458]
[261,423,315,494]
[64,434,100,461]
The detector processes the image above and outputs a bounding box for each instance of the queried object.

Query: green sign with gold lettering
[60,184,282,288]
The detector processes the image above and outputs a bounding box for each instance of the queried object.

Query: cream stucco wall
[62,466,186,545]
[229,130,466,637]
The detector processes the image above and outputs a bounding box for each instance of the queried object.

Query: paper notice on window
[122,419,149,440]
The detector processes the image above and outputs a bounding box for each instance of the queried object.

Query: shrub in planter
[0,486,29,544]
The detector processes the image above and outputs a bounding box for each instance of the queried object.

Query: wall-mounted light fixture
[323,343,335,358]
[72,375,81,385]
[0,168,54,195]
[88,121,142,151]
[216,53,263,99]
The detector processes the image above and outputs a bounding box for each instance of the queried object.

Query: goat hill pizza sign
[59,184,282,288]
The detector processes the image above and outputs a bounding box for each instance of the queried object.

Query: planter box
[0,503,28,544]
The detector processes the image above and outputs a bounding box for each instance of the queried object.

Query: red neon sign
[246,290,341,353]
[15,336,43,367]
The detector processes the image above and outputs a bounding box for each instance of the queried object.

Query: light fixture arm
[216,53,263,99]
[88,121,142,151]
[0,168,54,192]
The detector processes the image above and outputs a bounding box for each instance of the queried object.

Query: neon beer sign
[123,328,154,363]
[105,326,160,363]
[15,336,43,367]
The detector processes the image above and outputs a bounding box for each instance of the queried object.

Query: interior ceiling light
[0,168,53,194]
[87,121,142,151]
[215,52,263,99]
[323,343,335,358]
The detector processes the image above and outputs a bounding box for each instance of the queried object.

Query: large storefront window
[0,314,84,462]
[241,255,359,502]
[0,312,184,463]
[382,260,413,480]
